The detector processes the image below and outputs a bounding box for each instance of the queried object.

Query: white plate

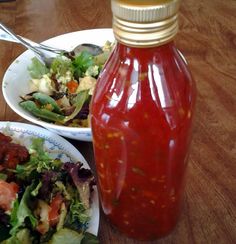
[0,121,99,236]
[2,28,114,141]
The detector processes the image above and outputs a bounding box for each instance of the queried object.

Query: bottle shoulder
[106,42,187,71]
[101,42,192,83]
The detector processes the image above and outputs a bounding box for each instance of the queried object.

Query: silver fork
[0,22,66,67]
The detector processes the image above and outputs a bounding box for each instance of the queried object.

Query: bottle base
[105,214,180,241]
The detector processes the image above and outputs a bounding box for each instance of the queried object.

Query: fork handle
[0,22,64,53]
[0,22,44,56]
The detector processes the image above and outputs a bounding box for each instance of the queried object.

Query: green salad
[20,42,113,127]
[0,132,98,244]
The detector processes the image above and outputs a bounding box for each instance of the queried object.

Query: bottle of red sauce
[91,0,196,240]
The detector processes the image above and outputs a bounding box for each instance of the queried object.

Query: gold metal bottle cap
[111,0,181,47]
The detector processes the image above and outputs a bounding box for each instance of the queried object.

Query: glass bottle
[90,0,196,241]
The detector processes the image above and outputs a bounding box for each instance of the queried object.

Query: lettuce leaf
[63,90,89,123]
[50,228,84,244]
[63,162,95,210]
[3,228,32,244]
[50,55,73,77]
[64,190,90,232]
[10,183,37,236]
[28,57,49,79]
[72,51,94,79]
[16,138,62,180]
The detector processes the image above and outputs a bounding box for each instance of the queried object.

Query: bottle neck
[113,14,178,48]
[114,40,176,57]
[111,0,180,48]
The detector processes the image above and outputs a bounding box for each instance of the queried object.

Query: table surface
[0,0,236,243]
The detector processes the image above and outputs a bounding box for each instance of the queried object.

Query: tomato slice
[0,180,19,211]
[48,194,63,226]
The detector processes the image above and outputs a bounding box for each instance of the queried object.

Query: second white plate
[0,121,99,236]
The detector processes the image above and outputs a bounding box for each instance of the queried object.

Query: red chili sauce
[91,42,196,240]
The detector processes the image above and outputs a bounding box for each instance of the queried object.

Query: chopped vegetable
[48,194,63,226]
[50,228,83,244]
[35,199,50,234]
[10,183,37,236]
[0,181,19,212]
[32,92,61,113]
[20,100,65,122]
[63,90,89,123]
[20,41,113,127]
[66,80,79,93]
[51,55,73,77]
[77,76,97,95]
[72,51,94,79]
[3,228,32,244]
[31,74,54,95]
[56,202,67,231]
[28,57,49,79]
[64,162,95,210]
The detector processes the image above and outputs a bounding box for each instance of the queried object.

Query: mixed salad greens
[20,42,113,127]
[0,132,97,244]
